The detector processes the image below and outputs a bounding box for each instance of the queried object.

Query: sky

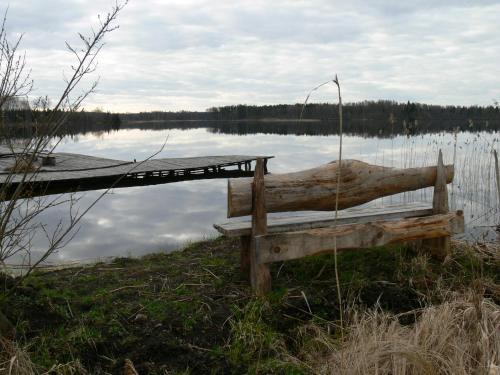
[3,0,500,112]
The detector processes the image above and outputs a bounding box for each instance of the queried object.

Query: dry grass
[454,240,500,265]
[0,338,88,375]
[305,292,499,375]
[0,338,36,375]
[43,361,88,375]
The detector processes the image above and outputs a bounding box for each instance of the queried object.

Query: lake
[20,127,500,264]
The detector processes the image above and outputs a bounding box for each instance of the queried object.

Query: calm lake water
[22,128,500,264]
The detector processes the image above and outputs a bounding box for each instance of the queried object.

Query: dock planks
[0,148,273,199]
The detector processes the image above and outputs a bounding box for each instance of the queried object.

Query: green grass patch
[1,236,498,373]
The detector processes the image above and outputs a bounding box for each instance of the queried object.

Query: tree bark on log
[255,211,464,264]
[228,160,454,218]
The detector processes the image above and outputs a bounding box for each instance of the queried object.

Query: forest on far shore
[2,100,500,137]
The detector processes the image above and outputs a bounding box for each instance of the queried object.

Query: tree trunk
[228,160,454,218]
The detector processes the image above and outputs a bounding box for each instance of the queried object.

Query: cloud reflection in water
[23,128,499,263]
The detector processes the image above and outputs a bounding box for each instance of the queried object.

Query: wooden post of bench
[240,236,251,281]
[423,149,450,259]
[249,158,271,294]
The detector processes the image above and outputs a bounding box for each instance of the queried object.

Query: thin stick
[299,80,332,122]
[332,75,344,334]
[493,149,500,216]
[451,127,458,210]
[299,76,344,333]
[100,284,147,295]
[202,267,221,280]
[301,290,313,315]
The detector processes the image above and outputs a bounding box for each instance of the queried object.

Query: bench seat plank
[214,202,433,237]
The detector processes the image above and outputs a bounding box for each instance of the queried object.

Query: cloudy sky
[4,0,500,112]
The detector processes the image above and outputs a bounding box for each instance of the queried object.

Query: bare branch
[0,1,129,294]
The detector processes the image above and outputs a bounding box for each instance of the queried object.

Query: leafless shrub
[0,2,132,343]
[0,1,127,286]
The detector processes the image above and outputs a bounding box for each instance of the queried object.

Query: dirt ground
[2,237,499,374]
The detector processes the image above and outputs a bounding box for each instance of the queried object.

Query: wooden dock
[0,147,273,199]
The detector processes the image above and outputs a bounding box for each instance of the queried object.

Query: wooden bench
[214,151,464,294]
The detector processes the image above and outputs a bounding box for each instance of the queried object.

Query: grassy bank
[1,237,499,374]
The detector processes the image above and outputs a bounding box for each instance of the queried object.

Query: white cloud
[3,0,499,111]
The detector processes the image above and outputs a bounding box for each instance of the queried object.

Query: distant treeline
[2,100,500,138]
[121,100,500,136]
[1,110,121,138]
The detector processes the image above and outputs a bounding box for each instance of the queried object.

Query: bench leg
[422,237,450,260]
[250,238,271,295]
[240,236,251,281]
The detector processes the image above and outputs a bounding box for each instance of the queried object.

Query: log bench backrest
[227,158,454,218]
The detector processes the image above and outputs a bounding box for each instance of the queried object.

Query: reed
[307,292,500,375]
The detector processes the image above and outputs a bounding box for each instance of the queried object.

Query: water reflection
[22,128,500,263]
[31,182,227,263]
